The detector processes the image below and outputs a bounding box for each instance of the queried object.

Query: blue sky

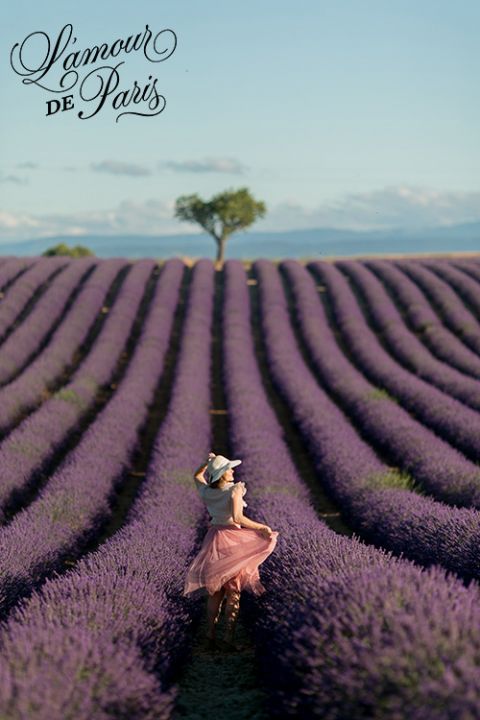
[1,0,479,241]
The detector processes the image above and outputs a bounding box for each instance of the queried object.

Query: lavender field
[0,253,480,719]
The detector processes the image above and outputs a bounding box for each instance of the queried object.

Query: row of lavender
[0,260,154,521]
[397,258,480,356]
[0,257,66,349]
[0,259,213,718]
[417,258,480,327]
[336,259,480,411]
[0,260,182,617]
[255,259,480,582]
[0,257,35,299]
[221,259,480,718]
[0,258,128,432]
[364,257,480,378]
[447,256,480,288]
[0,257,96,384]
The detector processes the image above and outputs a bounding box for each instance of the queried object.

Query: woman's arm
[193,461,208,487]
[194,452,216,486]
[232,485,272,536]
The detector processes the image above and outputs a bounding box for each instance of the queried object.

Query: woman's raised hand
[194,453,215,474]
[259,525,274,540]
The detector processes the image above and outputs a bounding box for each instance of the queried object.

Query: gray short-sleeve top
[197,480,247,527]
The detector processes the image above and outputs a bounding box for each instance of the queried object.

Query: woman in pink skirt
[183,452,279,652]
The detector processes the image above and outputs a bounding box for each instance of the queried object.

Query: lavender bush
[308,260,480,462]
[0,258,35,292]
[0,257,67,342]
[366,259,480,377]
[0,260,154,518]
[451,257,480,285]
[336,259,480,410]
[0,256,479,718]
[254,259,480,583]
[0,257,95,383]
[420,258,480,318]
[0,259,182,616]
[281,259,480,509]
[0,259,125,432]
[396,259,480,356]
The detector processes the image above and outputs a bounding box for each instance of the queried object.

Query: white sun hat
[206,453,242,485]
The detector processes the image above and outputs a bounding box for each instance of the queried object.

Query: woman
[183,452,279,652]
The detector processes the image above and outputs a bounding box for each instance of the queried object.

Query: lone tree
[174,187,266,265]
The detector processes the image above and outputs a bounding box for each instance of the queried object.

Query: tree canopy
[174,187,266,265]
[42,243,95,258]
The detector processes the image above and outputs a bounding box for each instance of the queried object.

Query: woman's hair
[209,470,229,489]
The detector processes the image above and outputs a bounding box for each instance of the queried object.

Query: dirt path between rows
[173,602,269,720]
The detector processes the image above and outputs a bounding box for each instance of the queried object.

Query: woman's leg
[206,588,225,640]
[223,587,241,643]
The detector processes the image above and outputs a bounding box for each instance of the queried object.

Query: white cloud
[0,199,181,240]
[90,161,152,177]
[257,185,480,232]
[1,185,480,242]
[0,211,40,230]
[160,157,248,174]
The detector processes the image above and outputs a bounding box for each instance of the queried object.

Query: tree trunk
[216,235,227,266]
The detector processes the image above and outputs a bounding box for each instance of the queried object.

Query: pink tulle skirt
[182,524,279,597]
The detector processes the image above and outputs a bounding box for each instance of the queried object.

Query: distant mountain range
[0,222,479,259]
